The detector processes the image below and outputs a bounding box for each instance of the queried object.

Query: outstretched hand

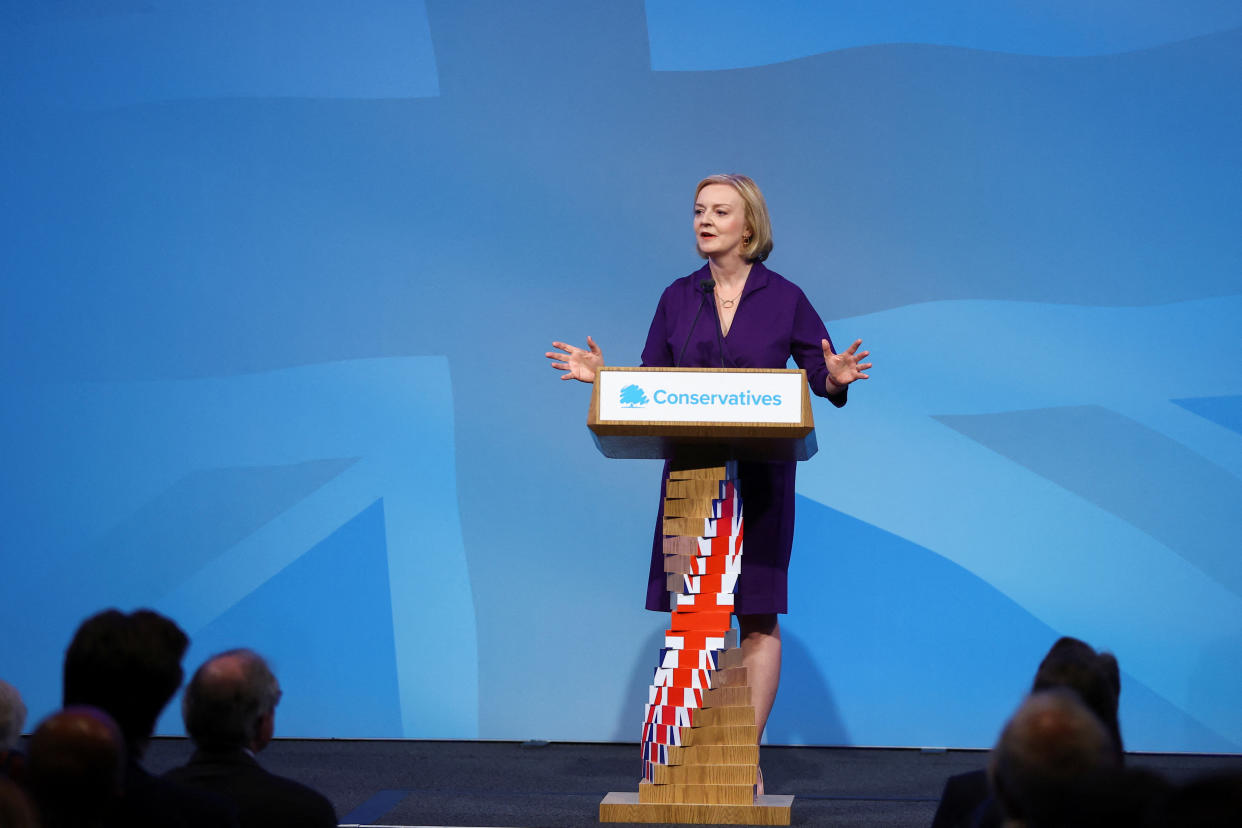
[546,336,604,383]
[822,338,871,393]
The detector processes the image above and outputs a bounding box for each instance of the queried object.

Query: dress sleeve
[641,284,675,368]
[791,288,847,407]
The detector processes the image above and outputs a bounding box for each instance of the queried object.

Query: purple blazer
[641,260,845,615]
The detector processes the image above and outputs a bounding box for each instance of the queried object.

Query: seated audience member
[63,608,238,828]
[1030,636,1123,759]
[0,679,27,781]
[932,636,1123,828]
[0,776,39,828]
[165,649,336,828]
[26,706,125,828]
[988,688,1121,827]
[1163,770,1242,827]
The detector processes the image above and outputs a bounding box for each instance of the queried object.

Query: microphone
[704,279,726,367]
[674,279,716,367]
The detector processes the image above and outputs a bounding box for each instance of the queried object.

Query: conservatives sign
[597,369,803,424]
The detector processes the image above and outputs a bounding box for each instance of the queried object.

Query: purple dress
[641,260,846,615]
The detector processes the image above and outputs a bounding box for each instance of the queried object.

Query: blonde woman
[548,175,870,793]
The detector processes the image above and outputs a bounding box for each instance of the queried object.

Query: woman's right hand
[546,336,604,383]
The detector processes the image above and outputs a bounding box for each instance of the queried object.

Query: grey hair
[181,649,280,751]
[0,680,27,751]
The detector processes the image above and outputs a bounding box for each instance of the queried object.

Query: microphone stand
[706,281,726,368]
[674,279,715,367]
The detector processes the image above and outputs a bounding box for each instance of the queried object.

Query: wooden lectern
[590,367,816,826]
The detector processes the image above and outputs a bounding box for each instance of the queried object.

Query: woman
[547,174,870,793]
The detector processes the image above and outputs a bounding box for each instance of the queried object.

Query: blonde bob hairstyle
[695,174,774,263]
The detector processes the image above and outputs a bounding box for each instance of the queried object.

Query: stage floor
[143,739,1242,827]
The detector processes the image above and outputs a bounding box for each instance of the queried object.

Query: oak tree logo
[619,384,649,408]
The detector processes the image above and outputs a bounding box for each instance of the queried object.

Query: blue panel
[162,499,403,737]
[1,2,1240,750]
[646,1,1242,69]
[935,406,1242,599]
[0,1,439,107]
[776,496,1239,751]
[1173,395,1242,437]
[0,359,477,738]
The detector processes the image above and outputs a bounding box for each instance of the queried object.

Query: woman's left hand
[822,338,871,393]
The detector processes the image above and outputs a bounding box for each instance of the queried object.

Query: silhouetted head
[62,608,189,756]
[182,649,281,753]
[990,688,1121,826]
[0,679,26,753]
[0,777,39,828]
[1032,636,1124,758]
[1164,770,1242,827]
[27,706,125,827]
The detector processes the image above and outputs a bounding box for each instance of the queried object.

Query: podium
[590,367,816,825]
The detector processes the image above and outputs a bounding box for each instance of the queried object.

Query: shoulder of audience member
[128,765,241,828]
[262,769,338,826]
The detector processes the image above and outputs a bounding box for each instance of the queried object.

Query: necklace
[717,286,744,309]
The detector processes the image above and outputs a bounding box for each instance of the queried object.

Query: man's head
[182,649,282,753]
[26,706,126,824]
[1032,636,1123,757]
[62,608,189,755]
[990,688,1122,826]
[0,679,26,753]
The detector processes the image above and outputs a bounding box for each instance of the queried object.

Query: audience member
[62,609,238,827]
[0,776,39,828]
[988,688,1121,826]
[165,649,336,828]
[932,636,1123,828]
[25,706,125,828]
[0,679,27,782]
[1163,769,1242,827]
[1031,636,1123,758]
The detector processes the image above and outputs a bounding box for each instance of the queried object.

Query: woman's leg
[738,612,781,795]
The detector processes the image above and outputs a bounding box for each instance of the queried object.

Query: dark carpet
[142,739,1242,827]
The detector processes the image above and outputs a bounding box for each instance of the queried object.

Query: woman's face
[694,183,749,258]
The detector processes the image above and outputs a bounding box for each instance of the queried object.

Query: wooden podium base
[600,459,792,826]
[599,791,794,825]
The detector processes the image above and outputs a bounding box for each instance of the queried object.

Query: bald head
[27,706,126,821]
[183,649,281,753]
[990,688,1120,824]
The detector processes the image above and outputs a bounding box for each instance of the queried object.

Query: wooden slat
[662,536,700,556]
[667,478,726,499]
[664,497,724,519]
[667,464,730,481]
[704,685,750,708]
[683,724,758,747]
[648,762,757,786]
[663,553,700,574]
[663,744,760,766]
[639,781,753,805]
[600,791,792,825]
[692,703,753,728]
[664,516,729,537]
[711,666,747,688]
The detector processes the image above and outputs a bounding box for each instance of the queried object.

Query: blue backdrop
[2,1,1241,752]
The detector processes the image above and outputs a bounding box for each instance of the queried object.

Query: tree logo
[619,384,649,408]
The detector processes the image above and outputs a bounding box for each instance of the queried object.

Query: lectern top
[587,367,817,462]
